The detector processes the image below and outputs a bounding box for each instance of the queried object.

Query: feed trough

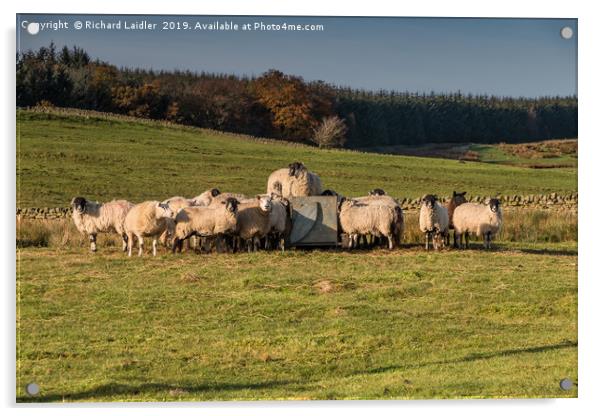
[287,196,339,247]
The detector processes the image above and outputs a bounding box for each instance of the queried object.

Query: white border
[3,1,600,415]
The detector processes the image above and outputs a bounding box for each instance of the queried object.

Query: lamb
[452,198,503,249]
[419,194,449,250]
[446,191,468,247]
[338,198,398,250]
[235,195,273,252]
[171,197,239,253]
[124,201,174,256]
[266,162,322,197]
[70,197,134,252]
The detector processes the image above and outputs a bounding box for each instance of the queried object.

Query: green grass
[16,242,577,401]
[15,107,578,401]
[17,109,577,207]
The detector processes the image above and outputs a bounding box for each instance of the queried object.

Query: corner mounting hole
[26,382,40,396]
[559,378,573,390]
[560,27,573,40]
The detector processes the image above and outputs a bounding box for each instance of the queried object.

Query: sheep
[419,194,449,250]
[452,198,503,249]
[352,194,404,247]
[338,198,398,250]
[124,201,174,256]
[265,195,291,251]
[171,197,239,254]
[235,195,273,252]
[190,188,221,206]
[209,192,249,206]
[160,196,198,248]
[446,191,468,247]
[70,197,134,252]
[266,162,322,197]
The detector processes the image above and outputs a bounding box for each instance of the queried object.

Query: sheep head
[155,202,173,219]
[288,161,306,178]
[369,188,386,196]
[451,191,468,205]
[257,194,273,213]
[488,198,501,213]
[422,194,437,209]
[71,197,87,213]
[222,197,239,213]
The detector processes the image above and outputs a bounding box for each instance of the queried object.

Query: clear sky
[17,14,577,98]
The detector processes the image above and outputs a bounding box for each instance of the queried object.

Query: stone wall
[16,192,578,220]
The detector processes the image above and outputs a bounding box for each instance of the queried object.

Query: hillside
[16,109,577,207]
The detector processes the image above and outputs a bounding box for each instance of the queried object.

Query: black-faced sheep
[338,198,398,250]
[419,194,449,250]
[452,198,503,249]
[70,197,134,252]
[266,162,322,197]
[124,201,174,256]
[171,197,239,253]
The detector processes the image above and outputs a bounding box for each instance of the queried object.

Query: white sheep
[419,194,449,250]
[338,198,398,250]
[235,195,273,252]
[124,201,174,256]
[172,197,239,253]
[266,162,322,197]
[70,197,134,252]
[190,188,221,206]
[353,194,404,247]
[452,198,503,249]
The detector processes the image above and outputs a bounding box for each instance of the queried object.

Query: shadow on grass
[17,379,298,403]
[508,247,577,257]
[355,340,578,377]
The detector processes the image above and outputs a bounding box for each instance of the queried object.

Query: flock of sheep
[70,162,503,256]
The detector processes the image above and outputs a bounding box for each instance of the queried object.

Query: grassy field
[469,140,578,168]
[16,108,578,401]
[17,242,577,401]
[16,109,577,208]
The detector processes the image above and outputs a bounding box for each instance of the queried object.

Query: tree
[311,116,347,148]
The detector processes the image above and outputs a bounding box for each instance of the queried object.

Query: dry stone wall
[16,192,578,220]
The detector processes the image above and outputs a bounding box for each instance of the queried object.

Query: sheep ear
[256,195,261,200]
[461,191,467,196]
[484,197,491,204]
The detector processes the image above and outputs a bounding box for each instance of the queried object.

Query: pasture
[16,108,578,401]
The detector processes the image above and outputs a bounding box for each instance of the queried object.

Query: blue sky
[17,15,577,98]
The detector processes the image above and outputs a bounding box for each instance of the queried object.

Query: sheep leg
[425,232,430,250]
[89,234,97,252]
[127,232,134,257]
[464,232,469,249]
[152,238,158,256]
[387,235,394,250]
[121,233,128,252]
[172,238,180,254]
[137,236,144,256]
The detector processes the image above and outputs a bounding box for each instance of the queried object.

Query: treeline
[17,44,577,147]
